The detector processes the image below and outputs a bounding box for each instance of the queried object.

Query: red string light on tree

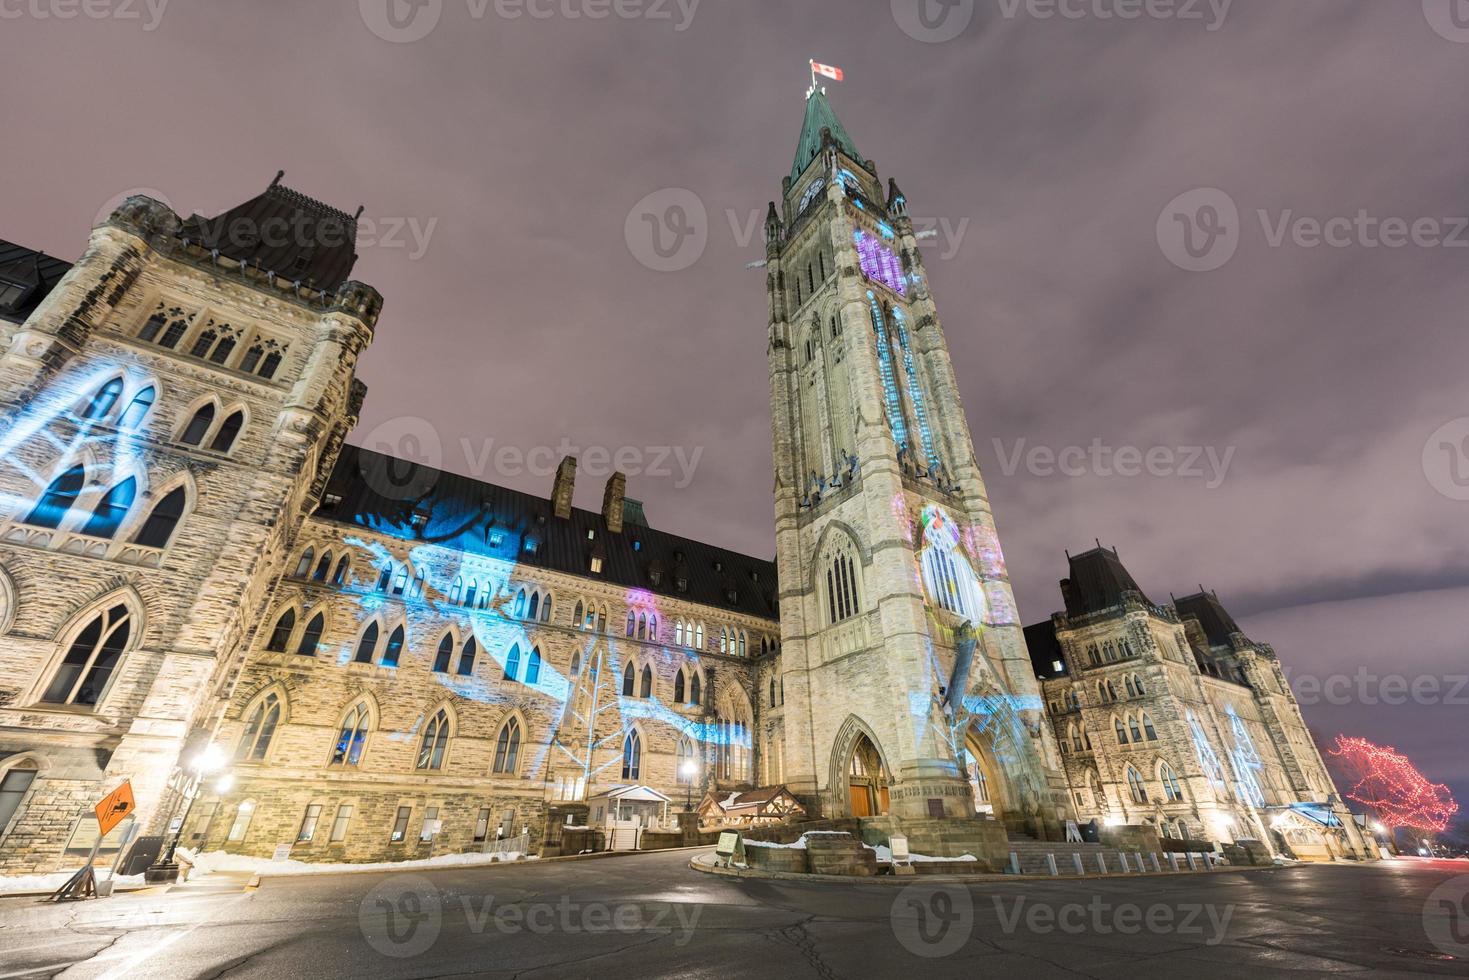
[1330,736,1459,833]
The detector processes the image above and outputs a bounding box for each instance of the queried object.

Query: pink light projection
[855,230,906,296]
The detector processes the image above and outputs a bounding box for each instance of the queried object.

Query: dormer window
[648,568,662,587]
[586,529,596,541]
[590,557,604,574]
[489,532,504,548]
[0,278,29,312]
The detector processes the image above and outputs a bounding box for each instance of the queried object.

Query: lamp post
[146,744,228,883]
[681,760,699,812]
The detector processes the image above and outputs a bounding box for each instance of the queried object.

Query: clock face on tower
[798,177,826,213]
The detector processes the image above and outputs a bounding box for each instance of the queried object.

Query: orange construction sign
[94,781,135,838]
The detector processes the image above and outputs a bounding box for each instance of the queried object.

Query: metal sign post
[49,780,137,902]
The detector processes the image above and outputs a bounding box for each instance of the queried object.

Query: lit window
[42,604,132,707]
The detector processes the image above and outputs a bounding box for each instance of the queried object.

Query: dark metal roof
[1174,591,1243,648]
[792,89,862,184]
[179,172,360,292]
[0,239,72,324]
[1024,620,1068,679]
[1059,546,1151,617]
[317,444,779,620]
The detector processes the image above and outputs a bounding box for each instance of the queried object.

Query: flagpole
[807,60,817,98]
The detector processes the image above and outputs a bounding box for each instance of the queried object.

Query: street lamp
[146,744,229,883]
[680,760,699,812]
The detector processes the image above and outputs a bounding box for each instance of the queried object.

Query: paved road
[1,852,1467,978]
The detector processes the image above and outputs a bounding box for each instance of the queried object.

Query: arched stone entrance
[829,716,892,819]
[960,733,1008,822]
[847,734,890,818]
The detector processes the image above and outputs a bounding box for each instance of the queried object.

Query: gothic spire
[791,88,862,185]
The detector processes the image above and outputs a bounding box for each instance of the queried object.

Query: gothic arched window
[81,378,124,420]
[25,465,85,529]
[235,691,282,762]
[503,643,521,682]
[622,731,642,781]
[117,386,156,429]
[457,638,478,676]
[493,718,521,775]
[689,672,702,706]
[332,703,371,767]
[42,604,132,707]
[674,670,686,704]
[81,477,136,539]
[622,663,636,697]
[1126,766,1148,805]
[525,648,542,685]
[381,626,405,668]
[640,665,653,699]
[433,635,454,673]
[180,404,215,446]
[1161,762,1184,802]
[416,709,451,771]
[821,534,863,626]
[354,623,379,664]
[298,613,325,656]
[134,486,187,549]
[266,610,296,652]
[209,410,245,453]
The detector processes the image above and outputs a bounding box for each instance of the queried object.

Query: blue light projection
[1226,705,1267,808]
[867,292,909,452]
[890,308,939,469]
[314,531,750,796]
[0,362,154,530]
[1188,710,1227,790]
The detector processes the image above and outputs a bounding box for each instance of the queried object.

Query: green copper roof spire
[791,88,861,185]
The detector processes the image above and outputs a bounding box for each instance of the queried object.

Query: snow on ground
[0,870,144,895]
[869,845,978,863]
[742,834,977,862]
[182,848,536,878]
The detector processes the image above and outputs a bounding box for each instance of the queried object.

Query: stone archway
[847,734,890,818]
[828,715,892,819]
[961,732,1010,823]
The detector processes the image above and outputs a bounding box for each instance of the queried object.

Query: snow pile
[869,844,979,863]
[0,870,144,894]
[186,849,537,878]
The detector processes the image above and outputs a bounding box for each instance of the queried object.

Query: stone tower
[764,88,1070,837]
[0,179,379,872]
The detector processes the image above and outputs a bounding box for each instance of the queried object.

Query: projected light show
[0,5,1457,974]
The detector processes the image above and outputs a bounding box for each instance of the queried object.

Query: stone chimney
[602,472,627,534]
[551,456,577,520]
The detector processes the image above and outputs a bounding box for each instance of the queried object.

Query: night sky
[4,1,1464,819]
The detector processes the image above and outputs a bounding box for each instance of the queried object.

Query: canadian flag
[810,61,844,82]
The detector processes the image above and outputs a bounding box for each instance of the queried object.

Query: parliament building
[0,91,1371,874]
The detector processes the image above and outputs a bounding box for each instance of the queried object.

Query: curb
[687,855,1282,886]
[246,844,715,888]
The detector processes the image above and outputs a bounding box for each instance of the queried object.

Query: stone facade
[762,90,1070,837]
[0,94,1365,874]
[1028,547,1372,860]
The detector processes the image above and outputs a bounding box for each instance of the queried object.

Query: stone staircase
[1003,831,1168,877]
